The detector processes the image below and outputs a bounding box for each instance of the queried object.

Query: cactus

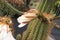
[22,0,58,40]
[16,34,21,40]
[0,0,23,17]
[22,18,39,40]
[54,0,60,16]
[26,19,41,40]
[32,19,42,40]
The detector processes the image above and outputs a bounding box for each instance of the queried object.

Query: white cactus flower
[17,9,38,28]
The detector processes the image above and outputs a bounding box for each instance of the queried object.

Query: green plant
[21,0,59,40]
[16,34,21,40]
[0,0,60,40]
[0,0,23,17]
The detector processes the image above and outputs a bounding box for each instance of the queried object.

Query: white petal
[18,23,27,28]
[17,15,32,20]
[17,16,33,23]
[24,13,37,17]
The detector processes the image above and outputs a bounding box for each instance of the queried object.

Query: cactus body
[0,0,23,17]
[22,0,57,40]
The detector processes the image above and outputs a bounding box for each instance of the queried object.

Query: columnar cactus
[21,0,58,40]
[0,0,23,17]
